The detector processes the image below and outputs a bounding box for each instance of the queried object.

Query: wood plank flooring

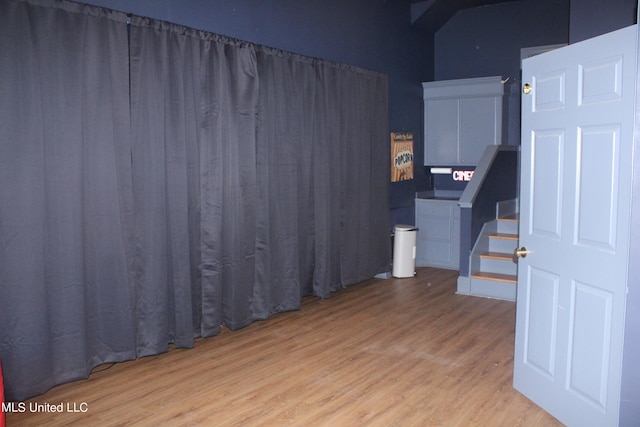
[6,268,563,426]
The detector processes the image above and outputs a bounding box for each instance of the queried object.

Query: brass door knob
[523,83,532,95]
[514,247,529,259]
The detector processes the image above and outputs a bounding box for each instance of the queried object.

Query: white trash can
[392,224,418,278]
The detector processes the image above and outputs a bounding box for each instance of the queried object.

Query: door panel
[534,71,566,111]
[515,25,636,427]
[569,281,613,408]
[524,267,559,377]
[580,56,624,105]
[576,125,619,249]
[530,130,563,238]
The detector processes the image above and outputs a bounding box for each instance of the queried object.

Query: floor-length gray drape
[128,18,262,350]
[254,47,390,302]
[0,0,390,401]
[0,0,136,400]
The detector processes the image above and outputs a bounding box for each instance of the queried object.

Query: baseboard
[469,277,516,301]
[375,272,392,279]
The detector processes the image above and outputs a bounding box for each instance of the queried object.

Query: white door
[514,25,637,426]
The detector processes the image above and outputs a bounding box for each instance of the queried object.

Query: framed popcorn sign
[391,132,414,182]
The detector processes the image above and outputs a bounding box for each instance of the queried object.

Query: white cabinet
[423,76,505,166]
[415,199,460,269]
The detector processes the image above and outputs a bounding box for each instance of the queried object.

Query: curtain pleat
[0,0,390,401]
[340,73,391,285]
[254,52,306,316]
[312,64,345,297]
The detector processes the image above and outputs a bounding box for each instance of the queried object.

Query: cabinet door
[425,98,458,165]
[415,200,459,269]
[422,240,454,266]
[459,97,499,165]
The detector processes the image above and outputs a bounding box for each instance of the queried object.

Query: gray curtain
[0,0,136,400]
[128,18,262,350]
[254,48,390,301]
[0,0,390,401]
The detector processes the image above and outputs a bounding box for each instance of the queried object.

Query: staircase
[468,201,519,301]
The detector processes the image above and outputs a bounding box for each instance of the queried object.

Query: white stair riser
[479,257,518,276]
[488,237,517,254]
[496,220,519,235]
[469,278,516,301]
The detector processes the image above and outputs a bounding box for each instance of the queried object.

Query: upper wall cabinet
[423,76,505,166]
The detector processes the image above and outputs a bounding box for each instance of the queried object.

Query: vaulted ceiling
[409,0,524,32]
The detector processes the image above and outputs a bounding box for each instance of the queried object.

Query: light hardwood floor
[6,268,563,426]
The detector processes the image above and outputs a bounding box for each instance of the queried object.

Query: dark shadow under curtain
[0,0,390,401]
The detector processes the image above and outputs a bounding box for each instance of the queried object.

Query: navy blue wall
[434,0,635,82]
[75,0,433,229]
[570,0,637,43]
[434,0,571,82]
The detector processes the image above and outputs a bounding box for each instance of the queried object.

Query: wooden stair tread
[480,251,514,260]
[471,272,517,284]
[488,233,518,240]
